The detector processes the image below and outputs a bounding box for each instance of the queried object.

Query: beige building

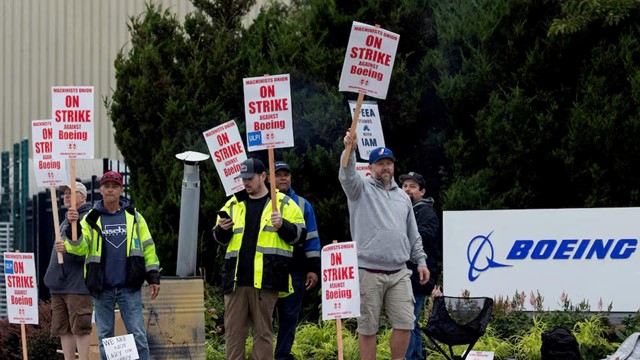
[0,0,278,161]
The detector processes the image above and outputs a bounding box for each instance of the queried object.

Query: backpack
[541,326,581,360]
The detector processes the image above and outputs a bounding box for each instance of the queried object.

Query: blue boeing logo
[467,231,511,281]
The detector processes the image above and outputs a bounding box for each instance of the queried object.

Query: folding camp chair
[422,296,493,360]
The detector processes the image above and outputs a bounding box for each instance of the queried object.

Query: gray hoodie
[339,150,427,271]
[43,202,93,294]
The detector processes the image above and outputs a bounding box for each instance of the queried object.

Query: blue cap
[368,147,396,164]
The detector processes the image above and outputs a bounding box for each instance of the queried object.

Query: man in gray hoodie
[339,131,430,360]
[44,181,93,360]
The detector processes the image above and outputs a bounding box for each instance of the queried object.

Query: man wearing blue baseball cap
[339,131,430,360]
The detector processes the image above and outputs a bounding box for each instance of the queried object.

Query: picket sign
[4,250,39,360]
[242,73,295,215]
[203,120,247,196]
[51,84,95,242]
[348,101,386,160]
[102,334,140,360]
[322,240,361,360]
[339,22,400,167]
[32,120,70,264]
[355,162,371,178]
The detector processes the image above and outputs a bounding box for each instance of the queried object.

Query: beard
[378,172,393,184]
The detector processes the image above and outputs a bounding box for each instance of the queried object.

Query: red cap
[101,171,123,186]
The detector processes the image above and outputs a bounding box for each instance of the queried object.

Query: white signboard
[3,252,38,324]
[243,74,293,151]
[348,101,385,160]
[102,334,140,360]
[465,350,495,360]
[321,242,360,320]
[203,120,248,195]
[32,120,70,187]
[338,22,400,100]
[444,208,640,311]
[356,162,371,178]
[51,86,95,159]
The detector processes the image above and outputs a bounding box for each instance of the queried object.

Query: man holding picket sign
[210,73,306,360]
[212,158,306,360]
[338,22,429,360]
[340,136,430,360]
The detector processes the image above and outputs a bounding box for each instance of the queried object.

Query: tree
[429,0,640,209]
[107,0,640,280]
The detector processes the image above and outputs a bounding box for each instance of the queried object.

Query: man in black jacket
[399,172,439,360]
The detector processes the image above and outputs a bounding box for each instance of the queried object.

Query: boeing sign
[466,232,637,281]
[445,208,640,311]
[466,231,510,281]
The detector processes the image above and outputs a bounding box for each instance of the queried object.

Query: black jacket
[407,197,439,295]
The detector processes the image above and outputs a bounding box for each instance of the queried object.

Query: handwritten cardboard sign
[102,334,139,360]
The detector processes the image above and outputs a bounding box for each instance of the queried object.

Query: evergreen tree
[106,0,640,280]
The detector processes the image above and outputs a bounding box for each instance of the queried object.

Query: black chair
[422,296,493,360]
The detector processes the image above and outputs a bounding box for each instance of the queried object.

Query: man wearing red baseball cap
[57,170,160,360]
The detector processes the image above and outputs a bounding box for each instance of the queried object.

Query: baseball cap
[368,147,396,164]
[399,172,426,189]
[60,181,87,197]
[274,161,291,173]
[101,170,124,186]
[235,158,266,179]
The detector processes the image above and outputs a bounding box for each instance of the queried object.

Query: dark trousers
[274,271,305,360]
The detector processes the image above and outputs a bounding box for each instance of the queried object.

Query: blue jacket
[283,187,321,276]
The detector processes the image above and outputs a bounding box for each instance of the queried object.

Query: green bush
[0,301,60,360]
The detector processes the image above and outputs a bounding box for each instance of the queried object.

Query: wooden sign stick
[67,82,78,242]
[268,148,278,214]
[69,159,77,241]
[15,250,29,360]
[261,73,280,218]
[50,186,64,264]
[336,318,344,360]
[341,92,365,168]
[332,240,344,360]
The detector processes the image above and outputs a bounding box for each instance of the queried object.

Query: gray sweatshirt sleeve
[407,206,427,266]
[338,149,365,201]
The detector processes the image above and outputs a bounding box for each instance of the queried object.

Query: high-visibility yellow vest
[219,192,305,294]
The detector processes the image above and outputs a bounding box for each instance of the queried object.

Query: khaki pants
[224,286,278,360]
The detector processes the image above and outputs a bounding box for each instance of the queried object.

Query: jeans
[93,287,150,360]
[275,271,305,360]
[406,294,426,360]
